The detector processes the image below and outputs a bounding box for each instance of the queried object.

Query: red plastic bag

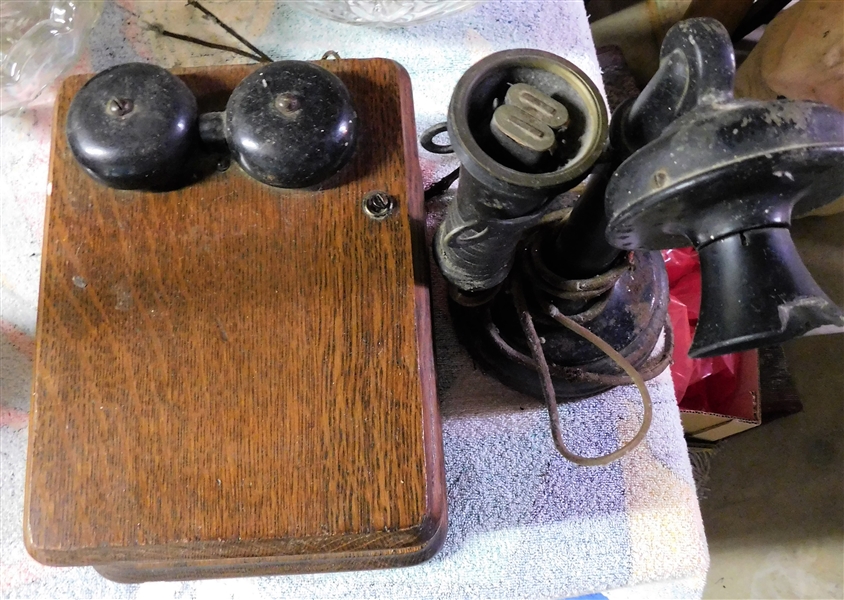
[663,248,740,406]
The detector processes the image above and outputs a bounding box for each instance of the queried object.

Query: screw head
[363,191,396,220]
[106,97,134,117]
[216,155,231,172]
[274,92,301,117]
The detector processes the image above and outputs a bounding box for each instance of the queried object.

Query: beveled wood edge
[23,58,448,572]
[27,513,447,567]
[23,82,67,570]
[395,60,448,544]
[92,519,447,583]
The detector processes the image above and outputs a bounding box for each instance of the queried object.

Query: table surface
[0,1,709,598]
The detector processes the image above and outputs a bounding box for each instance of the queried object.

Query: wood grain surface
[24,59,445,581]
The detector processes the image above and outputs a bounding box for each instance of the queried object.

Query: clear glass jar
[287,0,484,27]
[1,0,102,114]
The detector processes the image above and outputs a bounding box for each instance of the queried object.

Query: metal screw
[275,92,301,117]
[363,191,396,220]
[107,98,134,117]
[216,155,231,172]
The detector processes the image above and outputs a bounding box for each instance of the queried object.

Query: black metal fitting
[419,122,453,154]
[541,161,622,280]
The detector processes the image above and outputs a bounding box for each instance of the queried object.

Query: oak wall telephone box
[24,59,446,582]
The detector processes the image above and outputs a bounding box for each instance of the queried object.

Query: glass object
[1,0,102,114]
[287,0,484,27]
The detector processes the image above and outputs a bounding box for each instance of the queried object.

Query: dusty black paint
[66,63,198,190]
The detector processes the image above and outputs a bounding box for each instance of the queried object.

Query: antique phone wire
[144,23,264,62]
[512,276,653,466]
[186,0,273,62]
[135,1,272,63]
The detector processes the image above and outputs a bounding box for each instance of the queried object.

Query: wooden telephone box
[25,59,445,582]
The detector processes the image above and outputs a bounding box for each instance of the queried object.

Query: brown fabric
[736,1,844,216]
[736,0,844,109]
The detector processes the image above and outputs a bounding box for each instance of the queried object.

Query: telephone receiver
[605,19,844,357]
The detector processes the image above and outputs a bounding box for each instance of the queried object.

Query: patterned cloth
[0,1,708,598]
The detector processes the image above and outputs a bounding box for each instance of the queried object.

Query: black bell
[224,61,358,188]
[66,63,198,190]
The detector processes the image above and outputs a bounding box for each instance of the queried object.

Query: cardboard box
[679,350,761,441]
